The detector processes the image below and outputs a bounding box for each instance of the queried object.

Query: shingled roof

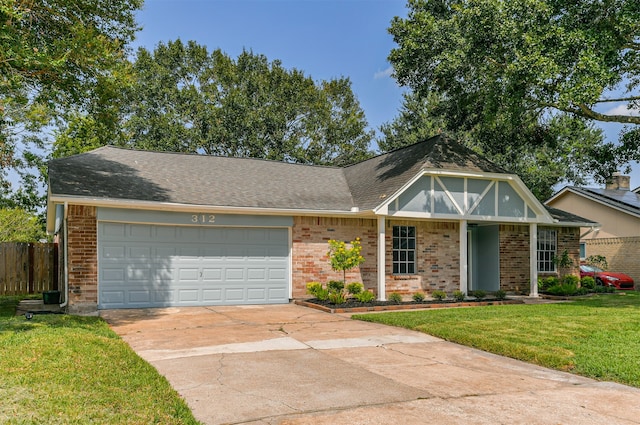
[48,135,508,212]
[549,186,640,219]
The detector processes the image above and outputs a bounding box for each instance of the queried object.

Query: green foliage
[0,209,47,242]
[452,290,466,302]
[327,238,366,282]
[355,290,376,303]
[328,290,347,305]
[580,276,596,290]
[1,0,143,204]
[431,290,447,301]
[315,288,330,301]
[586,255,608,271]
[470,290,487,300]
[110,40,374,166]
[546,283,578,296]
[538,276,560,292]
[495,290,507,301]
[306,282,323,297]
[561,275,580,287]
[327,280,345,293]
[412,292,425,302]
[388,292,403,304]
[346,282,364,295]
[387,0,640,197]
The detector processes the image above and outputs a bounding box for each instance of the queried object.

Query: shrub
[581,276,596,290]
[346,282,364,295]
[562,274,580,287]
[412,292,425,302]
[306,282,323,297]
[495,289,507,300]
[315,288,330,301]
[327,238,366,282]
[388,292,403,304]
[452,290,466,302]
[470,290,487,300]
[328,290,346,304]
[546,283,577,296]
[355,290,376,303]
[432,290,447,301]
[327,280,344,293]
[538,276,559,292]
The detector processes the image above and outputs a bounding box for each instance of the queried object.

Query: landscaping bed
[296,297,524,313]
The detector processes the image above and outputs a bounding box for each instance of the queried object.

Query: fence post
[28,243,34,294]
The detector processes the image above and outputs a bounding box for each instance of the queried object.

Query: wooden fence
[0,243,58,295]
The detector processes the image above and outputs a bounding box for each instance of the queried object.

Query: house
[546,173,640,284]
[46,135,593,313]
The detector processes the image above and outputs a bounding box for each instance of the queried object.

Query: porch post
[377,215,386,301]
[530,223,538,297]
[460,220,468,294]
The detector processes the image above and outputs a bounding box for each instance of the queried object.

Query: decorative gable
[382,173,550,223]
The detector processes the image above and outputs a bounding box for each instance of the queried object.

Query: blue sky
[133,0,408,145]
[133,0,639,188]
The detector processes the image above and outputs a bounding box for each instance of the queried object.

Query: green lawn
[353,292,640,388]
[0,296,201,425]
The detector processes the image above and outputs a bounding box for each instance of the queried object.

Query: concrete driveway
[102,304,640,425]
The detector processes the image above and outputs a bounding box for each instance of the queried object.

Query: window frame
[537,228,557,273]
[392,225,416,275]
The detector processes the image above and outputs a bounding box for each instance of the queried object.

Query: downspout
[59,202,69,308]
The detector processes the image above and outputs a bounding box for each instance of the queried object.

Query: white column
[377,216,386,301]
[530,223,539,297]
[460,220,468,294]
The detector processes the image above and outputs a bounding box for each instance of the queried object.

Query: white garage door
[98,223,290,309]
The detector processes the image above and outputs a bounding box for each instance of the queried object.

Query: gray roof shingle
[48,136,512,212]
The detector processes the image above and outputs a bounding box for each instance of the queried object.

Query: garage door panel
[98,223,289,308]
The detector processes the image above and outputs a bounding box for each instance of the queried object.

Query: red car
[579,265,635,290]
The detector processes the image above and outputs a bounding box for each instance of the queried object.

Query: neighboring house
[546,174,640,285]
[46,135,593,313]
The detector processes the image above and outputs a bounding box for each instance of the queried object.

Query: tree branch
[595,96,640,103]
[564,103,640,124]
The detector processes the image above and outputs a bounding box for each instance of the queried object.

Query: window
[537,228,557,272]
[579,242,586,260]
[393,226,416,274]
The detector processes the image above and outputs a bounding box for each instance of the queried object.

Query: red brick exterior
[66,205,98,312]
[557,226,580,276]
[385,220,460,295]
[499,225,530,293]
[291,216,378,298]
[61,205,581,310]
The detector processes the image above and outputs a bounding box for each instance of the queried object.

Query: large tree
[56,40,374,166]
[1,0,143,207]
[387,0,640,194]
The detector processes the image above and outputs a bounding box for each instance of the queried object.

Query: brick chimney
[605,173,630,191]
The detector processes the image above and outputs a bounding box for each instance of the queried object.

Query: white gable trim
[374,169,553,223]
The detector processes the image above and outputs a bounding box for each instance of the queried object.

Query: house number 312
[191,214,216,223]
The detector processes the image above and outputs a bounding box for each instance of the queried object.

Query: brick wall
[584,237,640,286]
[499,225,530,293]
[291,216,378,298]
[292,217,462,299]
[66,205,98,313]
[557,227,580,276]
[387,220,460,295]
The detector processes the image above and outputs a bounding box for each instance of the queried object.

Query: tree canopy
[0,208,47,242]
[55,40,374,166]
[387,0,640,197]
[1,0,143,209]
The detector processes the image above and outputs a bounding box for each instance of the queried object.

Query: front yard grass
[0,296,201,424]
[353,292,640,388]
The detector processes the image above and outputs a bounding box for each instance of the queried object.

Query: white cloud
[374,67,394,80]
[604,104,640,117]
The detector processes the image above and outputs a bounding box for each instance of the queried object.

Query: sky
[133,0,408,143]
[132,0,640,189]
